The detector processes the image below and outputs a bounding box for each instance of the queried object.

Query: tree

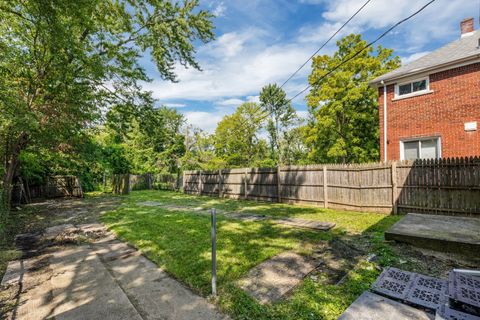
[280,125,309,165]
[180,126,224,170]
[305,34,400,163]
[0,0,214,205]
[106,105,185,174]
[214,103,268,167]
[259,84,297,164]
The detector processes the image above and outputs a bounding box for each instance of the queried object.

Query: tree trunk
[2,132,28,208]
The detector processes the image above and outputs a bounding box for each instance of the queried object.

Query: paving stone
[274,217,335,231]
[385,213,480,256]
[226,213,335,230]
[238,251,318,304]
[227,213,268,221]
[338,291,434,320]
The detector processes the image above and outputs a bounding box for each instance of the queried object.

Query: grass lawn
[101,190,404,320]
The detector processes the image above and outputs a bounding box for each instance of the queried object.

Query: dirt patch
[311,239,366,285]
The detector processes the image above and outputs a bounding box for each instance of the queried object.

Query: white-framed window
[394,77,430,98]
[400,137,441,160]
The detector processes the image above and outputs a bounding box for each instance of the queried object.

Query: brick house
[370,18,480,161]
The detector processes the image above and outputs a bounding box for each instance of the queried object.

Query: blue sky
[141,0,479,132]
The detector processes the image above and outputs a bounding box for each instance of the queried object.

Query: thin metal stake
[211,208,217,296]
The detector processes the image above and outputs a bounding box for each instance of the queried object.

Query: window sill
[392,90,434,101]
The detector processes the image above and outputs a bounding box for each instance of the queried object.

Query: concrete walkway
[2,223,227,320]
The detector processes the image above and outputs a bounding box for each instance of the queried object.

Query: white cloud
[212,2,226,17]
[246,95,260,103]
[217,98,244,106]
[163,103,186,108]
[297,110,309,120]
[143,0,479,134]
[183,111,226,133]
[401,51,431,65]
[297,21,359,44]
[319,0,478,47]
[143,39,316,102]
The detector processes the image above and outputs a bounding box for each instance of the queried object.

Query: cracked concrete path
[2,215,227,320]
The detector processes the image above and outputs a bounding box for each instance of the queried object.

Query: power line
[279,0,372,89]
[286,0,436,104]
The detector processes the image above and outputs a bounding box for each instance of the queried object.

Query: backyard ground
[1,190,479,319]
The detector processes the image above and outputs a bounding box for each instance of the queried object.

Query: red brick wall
[378,62,480,161]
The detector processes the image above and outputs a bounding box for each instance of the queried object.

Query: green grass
[101,190,401,320]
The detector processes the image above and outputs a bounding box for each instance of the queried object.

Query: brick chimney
[460,17,474,36]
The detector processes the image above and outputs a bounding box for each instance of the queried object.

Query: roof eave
[369,54,480,87]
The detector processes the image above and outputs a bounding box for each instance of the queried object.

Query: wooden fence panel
[280,165,324,205]
[182,157,480,216]
[395,157,480,215]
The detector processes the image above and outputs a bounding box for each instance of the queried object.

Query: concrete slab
[238,251,318,304]
[226,213,335,231]
[48,246,143,320]
[1,254,51,286]
[274,217,335,231]
[385,213,480,256]
[96,241,227,320]
[6,229,228,319]
[338,291,434,320]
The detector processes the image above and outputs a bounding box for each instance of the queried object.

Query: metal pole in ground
[211,208,217,296]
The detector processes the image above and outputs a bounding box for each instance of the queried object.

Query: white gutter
[381,81,387,161]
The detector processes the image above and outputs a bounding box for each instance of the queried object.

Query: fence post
[181,171,186,193]
[391,161,398,214]
[218,169,223,198]
[323,166,328,208]
[199,171,203,195]
[244,168,248,200]
[277,166,282,203]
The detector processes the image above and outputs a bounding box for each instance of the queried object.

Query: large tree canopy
[305,34,400,163]
[0,0,214,204]
[214,102,269,167]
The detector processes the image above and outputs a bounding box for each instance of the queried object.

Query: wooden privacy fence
[112,173,179,194]
[12,175,83,204]
[183,157,480,216]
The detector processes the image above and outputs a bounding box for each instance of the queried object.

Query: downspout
[381,80,387,162]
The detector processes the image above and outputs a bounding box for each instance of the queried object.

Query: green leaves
[305,34,400,163]
[0,0,215,197]
[214,102,268,167]
[259,84,298,164]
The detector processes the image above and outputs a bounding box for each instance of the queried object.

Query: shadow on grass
[107,190,479,320]
[101,191,407,320]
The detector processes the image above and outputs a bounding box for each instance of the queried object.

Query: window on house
[401,138,440,160]
[395,78,429,97]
